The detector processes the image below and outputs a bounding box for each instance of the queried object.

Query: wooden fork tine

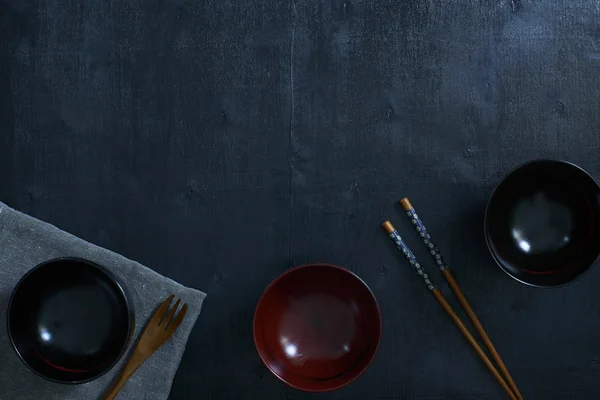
[104,296,187,400]
[152,294,174,324]
[166,303,188,333]
[161,299,181,327]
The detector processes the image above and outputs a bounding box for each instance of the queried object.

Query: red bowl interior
[253,264,381,392]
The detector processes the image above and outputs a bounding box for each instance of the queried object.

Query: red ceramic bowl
[253,264,381,392]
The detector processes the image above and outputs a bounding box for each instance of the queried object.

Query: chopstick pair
[382,198,523,400]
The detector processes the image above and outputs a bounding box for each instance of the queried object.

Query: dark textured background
[2,0,600,398]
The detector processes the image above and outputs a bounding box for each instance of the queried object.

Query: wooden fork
[104,295,188,400]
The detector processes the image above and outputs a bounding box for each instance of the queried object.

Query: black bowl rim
[7,256,133,384]
[484,159,600,288]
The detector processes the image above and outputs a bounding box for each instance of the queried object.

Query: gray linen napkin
[0,202,206,400]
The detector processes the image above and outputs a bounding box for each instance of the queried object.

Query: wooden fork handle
[104,351,148,400]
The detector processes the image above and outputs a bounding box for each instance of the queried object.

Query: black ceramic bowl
[485,160,600,287]
[7,257,132,383]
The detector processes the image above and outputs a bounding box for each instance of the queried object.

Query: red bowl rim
[253,263,382,392]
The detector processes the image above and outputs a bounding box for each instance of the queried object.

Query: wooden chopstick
[399,198,523,400]
[382,221,518,400]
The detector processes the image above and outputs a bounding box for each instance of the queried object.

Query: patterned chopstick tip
[381,221,435,290]
[399,198,448,272]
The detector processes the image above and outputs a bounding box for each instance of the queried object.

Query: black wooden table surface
[2,0,600,398]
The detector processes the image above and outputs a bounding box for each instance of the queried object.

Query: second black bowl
[485,160,600,287]
[7,257,132,383]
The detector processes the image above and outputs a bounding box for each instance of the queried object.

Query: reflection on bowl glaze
[279,293,357,366]
[510,192,573,255]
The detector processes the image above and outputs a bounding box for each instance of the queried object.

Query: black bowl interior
[485,160,600,286]
[8,258,131,383]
